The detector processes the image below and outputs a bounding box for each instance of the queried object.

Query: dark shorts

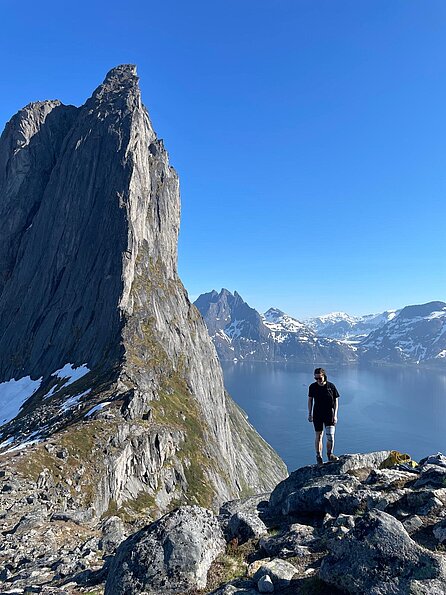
[313,412,334,432]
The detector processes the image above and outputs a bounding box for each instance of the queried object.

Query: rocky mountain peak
[0,67,287,529]
[104,63,137,82]
[398,301,446,320]
[264,307,286,321]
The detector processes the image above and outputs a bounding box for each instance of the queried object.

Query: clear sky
[2,1,446,318]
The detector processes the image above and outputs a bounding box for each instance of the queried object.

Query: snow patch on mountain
[85,402,111,418]
[361,302,446,363]
[305,309,399,341]
[0,376,43,426]
[262,308,312,335]
[60,389,92,413]
[43,363,90,400]
[225,320,245,340]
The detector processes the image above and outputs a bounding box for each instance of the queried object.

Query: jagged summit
[0,67,286,524]
[105,63,137,80]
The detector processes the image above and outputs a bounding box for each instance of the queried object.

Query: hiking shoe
[328,454,339,462]
[316,455,323,466]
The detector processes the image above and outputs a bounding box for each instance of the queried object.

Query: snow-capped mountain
[194,290,358,364]
[195,291,446,366]
[305,310,399,341]
[361,301,446,364]
[263,308,310,335]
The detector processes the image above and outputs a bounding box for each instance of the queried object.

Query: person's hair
[314,367,327,381]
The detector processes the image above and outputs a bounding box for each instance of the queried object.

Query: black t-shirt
[308,381,340,417]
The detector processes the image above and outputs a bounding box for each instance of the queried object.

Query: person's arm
[308,395,313,422]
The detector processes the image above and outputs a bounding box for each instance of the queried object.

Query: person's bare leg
[326,425,338,461]
[315,431,323,463]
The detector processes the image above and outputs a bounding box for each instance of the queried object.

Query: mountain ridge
[195,290,446,366]
[0,66,287,525]
[194,288,358,364]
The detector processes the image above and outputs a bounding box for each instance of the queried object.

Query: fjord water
[221,361,446,472]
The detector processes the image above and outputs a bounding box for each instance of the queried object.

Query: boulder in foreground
[105,505,225,594]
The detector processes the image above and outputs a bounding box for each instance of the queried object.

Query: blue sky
[2,1,446,318]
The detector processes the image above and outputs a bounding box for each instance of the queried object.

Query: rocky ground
[1,450,446,594]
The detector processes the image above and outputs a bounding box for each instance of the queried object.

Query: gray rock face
[0,65,287,518]
[0,100,78,300]
[279,473,368,516]
[100,516,127,555]
[105,505,225,594]
[269,451,390,514]
[0,71,133,379]
[319,509,446,594]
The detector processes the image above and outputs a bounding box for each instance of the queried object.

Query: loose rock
[258,573,274,593]
[105,505,225,594]
[319,509,446,594]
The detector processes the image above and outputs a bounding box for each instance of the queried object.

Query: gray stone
[419,453,446,469]
[9,511,48,535]
[366,487,408,511]
[105,505,225,594]
[252,558,297,588]
[269,451,390,514]
[414,465,446,489]
[367,468,417,489]
[333,514,355,529]
[433,519,446,543]
[227,510,268,543]
[405,490,446,517]
[51,509,95,525]
[322,513,357,542]
[100,516,127,554]
[260,523,316,557]
[258,574,275,593]
[278,473,370,516]
[403,515,424,534]
[320,509,446,594]
[219,494,270,543]
[210,583,258,595]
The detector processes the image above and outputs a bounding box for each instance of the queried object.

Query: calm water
[221,361,446,472]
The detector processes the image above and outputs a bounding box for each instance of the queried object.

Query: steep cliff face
[0,66,287,524]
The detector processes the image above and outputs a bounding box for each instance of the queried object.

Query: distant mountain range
[194,290,357,364]
[194,290,446,366]
[304,310,399,342]
[361,301,446,364]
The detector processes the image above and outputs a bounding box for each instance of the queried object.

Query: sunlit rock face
[0,66,287,522]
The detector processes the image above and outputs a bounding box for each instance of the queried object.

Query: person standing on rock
[308,367,340,465]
